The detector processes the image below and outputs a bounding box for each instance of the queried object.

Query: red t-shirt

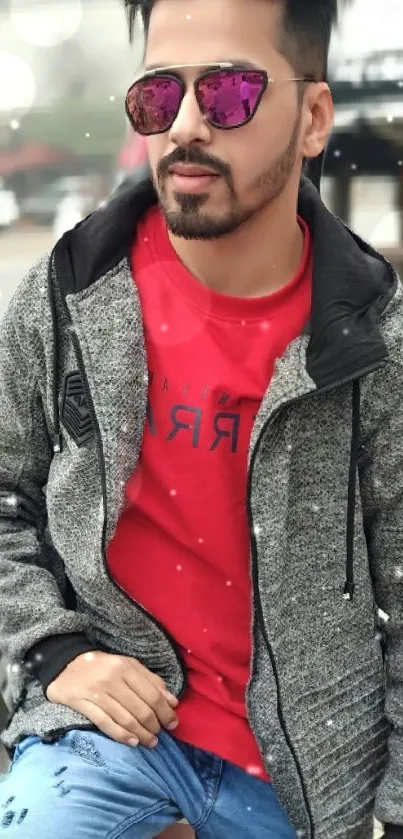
[107,206,312,780]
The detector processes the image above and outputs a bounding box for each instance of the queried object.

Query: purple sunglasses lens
[198,70,265,127]
[126,77,182,135]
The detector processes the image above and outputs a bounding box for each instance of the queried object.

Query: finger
[110,681,161,735]
[122,669,179,729]
[78,697,159,748]
[124,658,178,705]
[78,699,141,747]
[124,657,166,688]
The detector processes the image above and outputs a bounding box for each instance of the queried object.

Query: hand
[46,650,179,748]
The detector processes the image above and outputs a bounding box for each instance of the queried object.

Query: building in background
[0,0,401,265]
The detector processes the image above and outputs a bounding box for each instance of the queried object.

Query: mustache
[157,147,232,183]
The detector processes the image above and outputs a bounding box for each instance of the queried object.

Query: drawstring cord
[344,379,361,601]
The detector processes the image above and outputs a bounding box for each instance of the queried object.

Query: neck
[168,191,304,299]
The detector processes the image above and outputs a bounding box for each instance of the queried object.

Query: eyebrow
[143,59,260,74]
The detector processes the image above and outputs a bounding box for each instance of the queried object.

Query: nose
[168,86,212,147]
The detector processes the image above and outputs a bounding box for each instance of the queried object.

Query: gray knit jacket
[0,176,403,839]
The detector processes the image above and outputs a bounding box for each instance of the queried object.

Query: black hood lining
[53,175,397,389]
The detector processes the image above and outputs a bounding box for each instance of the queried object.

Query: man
[0,0,402,837]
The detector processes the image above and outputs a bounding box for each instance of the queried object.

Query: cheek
[146,137,165,175]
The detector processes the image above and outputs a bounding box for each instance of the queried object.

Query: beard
[156,111,302,241]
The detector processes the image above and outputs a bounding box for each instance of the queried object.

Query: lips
[169,164,219,177]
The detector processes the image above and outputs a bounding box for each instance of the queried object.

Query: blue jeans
[0,729,296,838]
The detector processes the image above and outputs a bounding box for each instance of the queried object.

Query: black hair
[124,0,347,81]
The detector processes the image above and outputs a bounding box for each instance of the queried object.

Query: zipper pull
[343,581,355,601]
[52,434,62,454]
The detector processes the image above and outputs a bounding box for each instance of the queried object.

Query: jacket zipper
[56,305,188,699]
[246,359,386,839]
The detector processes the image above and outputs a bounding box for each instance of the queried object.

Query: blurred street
[0,226,53,316]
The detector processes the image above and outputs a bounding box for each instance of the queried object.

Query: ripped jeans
[0,728,296,839]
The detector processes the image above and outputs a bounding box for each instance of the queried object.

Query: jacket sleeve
[0,256,97,706]
[360,311,403,830]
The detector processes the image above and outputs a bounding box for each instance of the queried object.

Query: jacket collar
[55,174,397,389]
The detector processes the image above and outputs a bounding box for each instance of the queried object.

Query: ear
[300,83,334,160]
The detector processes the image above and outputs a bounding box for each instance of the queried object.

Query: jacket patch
[60,371,95,447]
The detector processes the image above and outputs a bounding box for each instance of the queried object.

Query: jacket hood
[54,174,398,390]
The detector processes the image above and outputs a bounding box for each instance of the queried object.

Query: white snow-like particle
[143,373,149,384]
[225,580,232,587]
[286,443,292,452]
[253,524,261,537]
[246,806,252,812]
[84,652,95,663]
[93,693,99,700]
[34,652,43,662]
[374,630,383,643]
[121,422,128,434]
[394,566,403,580]
[241,320,246,327]
[198,538,204,544]
[246,764,263,776]
[160,324,169,332]
[260,321,270,332]
[311,503,320,513]
[187,649,192,655]
[5,494,17,507]
[326,719,334,727]
[217,675,223,682]
[342,327,350,336]
[170,489,177,497]
[10,663,21,674]
[176,565,182,571]
[203,628,208,633]
[39,286,46,295]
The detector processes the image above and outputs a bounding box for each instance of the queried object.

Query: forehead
[145,0,284,70]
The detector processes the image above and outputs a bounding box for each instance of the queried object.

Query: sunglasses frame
[125,62,317,136]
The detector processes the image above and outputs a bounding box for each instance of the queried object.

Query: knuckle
[137,708,158,729]
[119,710,137,730]
[91,706,108,725]
[151,674,166,690]
[153,695,173,719]
[147,687,165,709]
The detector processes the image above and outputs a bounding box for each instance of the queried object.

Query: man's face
[144,0,310,240]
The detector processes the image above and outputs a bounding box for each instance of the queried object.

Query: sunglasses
[125,62,317,136]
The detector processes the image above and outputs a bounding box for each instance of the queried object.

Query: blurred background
[0,0,402,312]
